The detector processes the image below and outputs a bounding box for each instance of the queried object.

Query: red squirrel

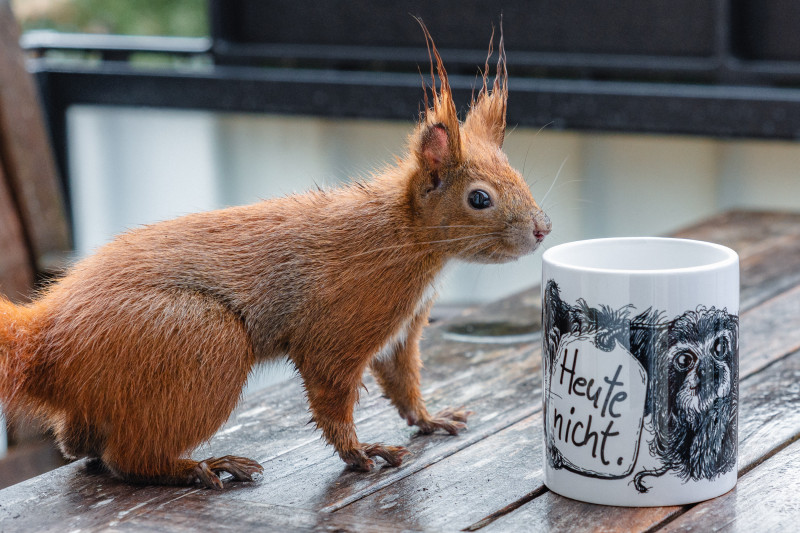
[0,24,550,489]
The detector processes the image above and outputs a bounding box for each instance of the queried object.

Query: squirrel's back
[1,175,428,416]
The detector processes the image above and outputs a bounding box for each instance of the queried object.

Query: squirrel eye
[468,189,492,210]
[674,351,697,372]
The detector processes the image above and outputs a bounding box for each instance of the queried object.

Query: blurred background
[2,0,800,484]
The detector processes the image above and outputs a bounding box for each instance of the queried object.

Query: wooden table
[2,210,799,532]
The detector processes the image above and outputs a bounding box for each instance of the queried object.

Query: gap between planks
[463,485,550,531]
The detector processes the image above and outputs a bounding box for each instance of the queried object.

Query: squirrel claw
[347,457,376,472]
[208,455,264,482]
[343,443,410,471]
[435,406,474,423]
[363,443,410,467]
[415,406,473,436]
[194,455,264,489]
[194,461,224,490]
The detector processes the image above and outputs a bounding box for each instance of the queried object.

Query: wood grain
[108,493,428,533]
[0,164,33,300]
[738,283,800,378]
[479,345,800,532]
[659,438,800,532]
[669,211,800,310]
[0,0,71,268]
[0,462,195,533]
[672,210,800,257]
[739,233,800,310]
[735,348,800,473]
[341,413,545,531]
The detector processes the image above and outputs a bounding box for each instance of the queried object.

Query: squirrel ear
[419,123,450,171]
[413,18,462,185]
[414,122,451,193]
[464,24,508,147]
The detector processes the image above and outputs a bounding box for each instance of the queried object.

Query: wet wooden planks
[107,494,428,533]
[0,336,540,531]
[479,341,800,532]
[342,412,546,531]
[0,210,799,532]
[659,437,800,532]
[343,290,800,531]
[672,210,800,309]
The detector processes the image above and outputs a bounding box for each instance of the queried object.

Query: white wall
[717,140,800,210]
[68,107,220,255]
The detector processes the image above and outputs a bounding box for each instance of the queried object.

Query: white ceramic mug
[541,237,739,506]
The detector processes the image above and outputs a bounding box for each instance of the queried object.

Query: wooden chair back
[0,0,71,302]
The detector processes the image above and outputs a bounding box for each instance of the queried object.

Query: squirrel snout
[533,212,552,242]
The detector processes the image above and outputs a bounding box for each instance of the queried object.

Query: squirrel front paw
[341,443,410,471]
[413,406,474,435]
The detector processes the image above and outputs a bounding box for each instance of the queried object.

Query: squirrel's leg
[300,357,409,471]
[92,291,263,489]
[370,306,472,435]
[52,415,105,460]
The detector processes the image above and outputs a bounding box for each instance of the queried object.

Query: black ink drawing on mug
[543,280,739,492]
[542,281,657,480]
[632,306,739,492]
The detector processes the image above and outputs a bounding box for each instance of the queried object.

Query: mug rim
[542,237,738,275]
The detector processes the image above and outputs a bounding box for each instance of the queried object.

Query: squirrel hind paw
[195,455,264,489]
[343,443,410,471]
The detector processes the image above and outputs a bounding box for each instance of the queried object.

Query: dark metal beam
[31,61,800,138]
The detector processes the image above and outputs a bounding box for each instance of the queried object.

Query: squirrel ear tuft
[464,22,508,147]
[414,17,462,172]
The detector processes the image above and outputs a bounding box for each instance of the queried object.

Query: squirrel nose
[534,212,552,242]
